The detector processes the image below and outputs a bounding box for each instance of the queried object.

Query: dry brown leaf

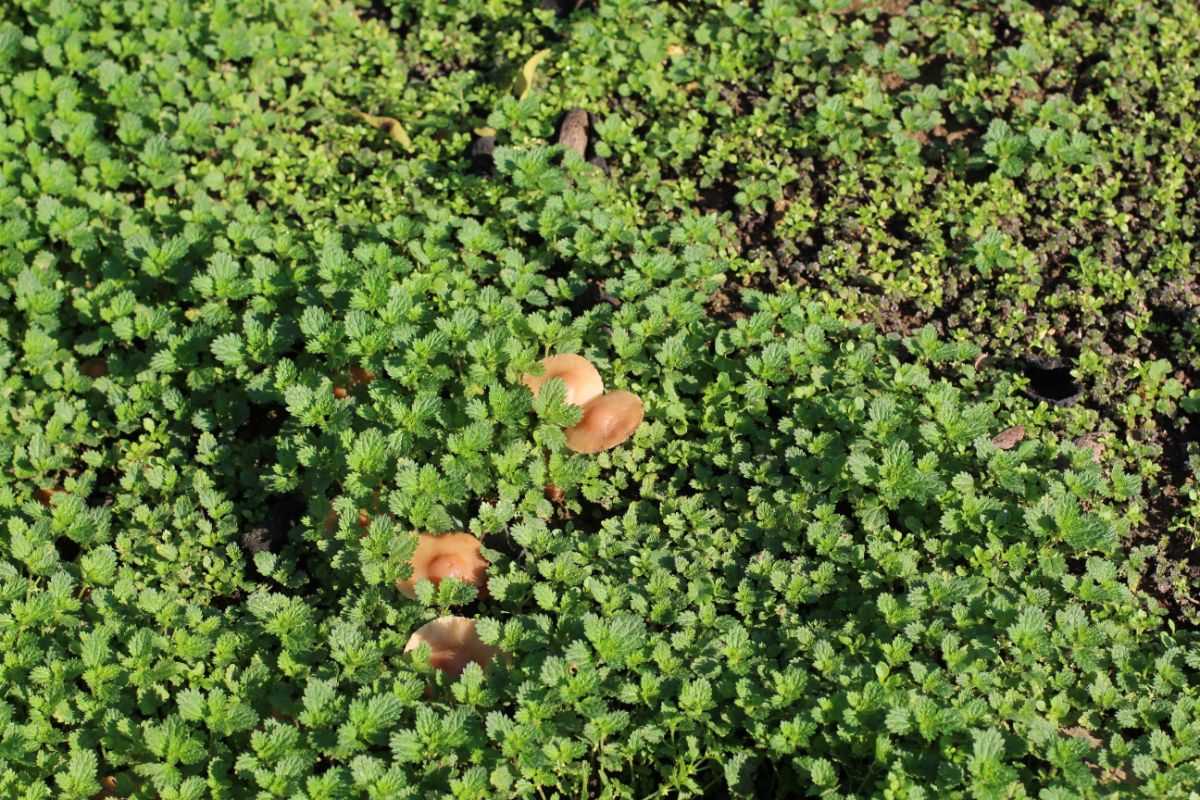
[347,109,412,149]
[1058,727,1135,786]
[1060,726,1102,749]
[991,425,1025,450]
[514,49,550,101]
[558,107,589,158]
[1074,433,1104,463]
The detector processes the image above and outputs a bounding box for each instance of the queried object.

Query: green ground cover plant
[1,0,1199,797]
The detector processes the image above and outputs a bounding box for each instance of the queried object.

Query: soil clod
[240,494,306,556]
[468,136,496,176]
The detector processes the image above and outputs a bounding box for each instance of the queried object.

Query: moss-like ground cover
[2,0,1199,797]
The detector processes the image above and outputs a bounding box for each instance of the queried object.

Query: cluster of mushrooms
[402,353,643,677]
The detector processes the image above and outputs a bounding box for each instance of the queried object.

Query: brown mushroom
[323,491,381,536]
[89,776,120,800]
[404,616,501,677]
[81,357,108,378]
[34,486,63,507]
[565,390,644,453]
[521,354,604,408]
[349,366,376,386]
[397,532,489,599]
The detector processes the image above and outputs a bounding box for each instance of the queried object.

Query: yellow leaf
[474,126,497,138]
[514,49,550,101]
[347,108,412,149]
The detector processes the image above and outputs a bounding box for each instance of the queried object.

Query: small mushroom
[323,491,381,535]
[89,776,120,800]
[404,616,501,677]
[81,357,108,378]
[349,366,375,385]
[34,486,63,507]
[522,354,605,408]
[397,532,490,599]
[565,390,644,454]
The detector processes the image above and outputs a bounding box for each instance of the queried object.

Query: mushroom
[349,365,375,385]
[80,357,108,378]
[564,390,644,454]
[323,491,381,536]
[521,354,604,408]
[397,532,489,599]
[34,486,64,507]
[521,354,645,453]
[88,776,120,800]
[404,616,501,677]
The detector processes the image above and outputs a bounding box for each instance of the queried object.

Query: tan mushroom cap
[397,532,490,599]
[565,390,644,453]
[323,490,383,538]
[404,616,501,677]
[521,354,604,408]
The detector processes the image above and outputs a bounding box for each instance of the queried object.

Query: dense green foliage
[2,0,1199,797]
